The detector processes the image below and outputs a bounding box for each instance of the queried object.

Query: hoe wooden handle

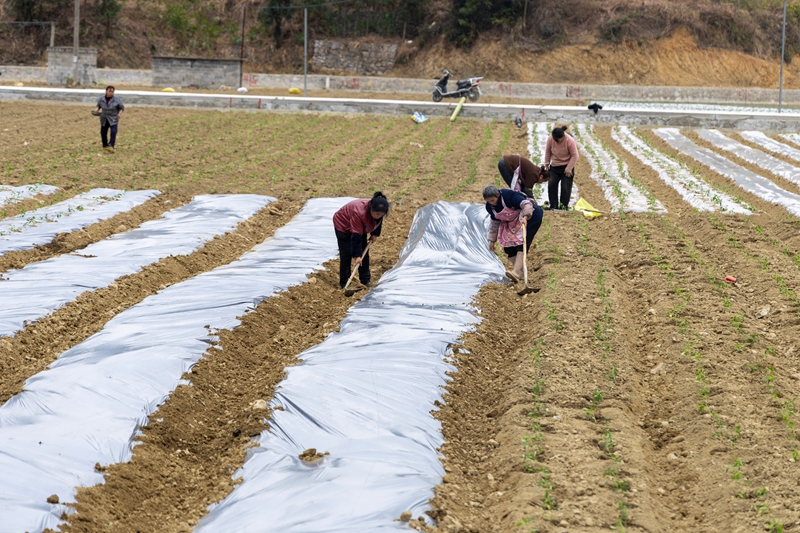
[343,241,372,290]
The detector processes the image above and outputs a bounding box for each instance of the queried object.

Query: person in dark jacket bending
[333,191,389,288]
[497,154,550,198]
[483,184,543,282]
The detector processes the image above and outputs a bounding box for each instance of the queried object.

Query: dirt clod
[299,448,329,462]
[47,494,59,504]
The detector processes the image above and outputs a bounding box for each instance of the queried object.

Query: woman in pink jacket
[544,125,579,210]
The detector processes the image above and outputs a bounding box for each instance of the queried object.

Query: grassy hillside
[2,0,800,87]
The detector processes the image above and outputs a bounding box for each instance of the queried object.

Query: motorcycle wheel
[432,90,443,103]
[467,88,480,102]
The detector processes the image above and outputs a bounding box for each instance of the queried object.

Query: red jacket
[333,199,383,256]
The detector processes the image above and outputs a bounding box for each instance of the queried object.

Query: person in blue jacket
[483,184,543,282]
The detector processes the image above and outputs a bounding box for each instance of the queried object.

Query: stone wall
[311,40,397,76]
[152,57,243,89]
[0,66,46,82]
[96,68,153,86]
[45,47,97,86]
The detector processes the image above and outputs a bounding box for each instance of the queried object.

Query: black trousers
[548,164,574,210]
[335,230,370,287]
[502,204,544,258]
[101,123,118,148]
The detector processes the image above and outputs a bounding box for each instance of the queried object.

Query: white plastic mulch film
[655,128,800,218]
[595,100,800,116]
[0,183,58,207]
[0,188,159,255]
[697,129,800,188]
[0,197,351,533]
[612,126,751,215]
[779,133,800,149]
[0,194,274,338]
[573,123,665,213]
[195,201,505,533]
[742,131,800,164]
[526,122,579,208]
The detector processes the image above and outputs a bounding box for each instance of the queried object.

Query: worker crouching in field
[483,184,543,283]
[333,192,389,289]
[497,154,550,198]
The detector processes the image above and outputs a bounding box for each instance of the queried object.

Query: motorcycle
[432,69,483,103]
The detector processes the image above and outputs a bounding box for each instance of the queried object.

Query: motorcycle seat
[456,79,472,88]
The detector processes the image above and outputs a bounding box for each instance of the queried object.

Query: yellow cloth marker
[574,198,603,218]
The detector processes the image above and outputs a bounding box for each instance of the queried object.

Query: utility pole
[779,0,787,113]
[72,0,80,86]
[304,7,308,97]
[239,5,247,88]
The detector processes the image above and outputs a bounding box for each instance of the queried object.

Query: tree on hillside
[8,0,71,21]
[258,0,288,48]
[9,0,38,21]
[95,0,123,38]
[448,0,527,46]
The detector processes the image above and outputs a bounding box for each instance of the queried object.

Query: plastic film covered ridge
[195,201,505,533]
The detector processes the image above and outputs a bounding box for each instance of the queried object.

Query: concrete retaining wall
[45,47,97,86]
[152,57,243,89]
[4,65,800,106]
[0,66,46,82]
[241,74,800,105]
[3,86,800,131]
[95,69,152,86]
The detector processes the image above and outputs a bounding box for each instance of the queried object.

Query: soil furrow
[58,205,418,533]
[0,202,295,405]
[611,213,743,530]
[419,212,660,533]
[0,191,184,273]
[636,212,797,527]
[421,209,800,532]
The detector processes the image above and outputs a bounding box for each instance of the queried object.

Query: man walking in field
[94,86,124,153]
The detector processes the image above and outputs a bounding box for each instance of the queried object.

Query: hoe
[517,225,540,296]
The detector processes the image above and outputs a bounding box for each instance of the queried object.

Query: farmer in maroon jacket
[333,191,389,288]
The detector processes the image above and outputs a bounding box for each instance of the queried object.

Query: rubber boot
[512,253,525,281]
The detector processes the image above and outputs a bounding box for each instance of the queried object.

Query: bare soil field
[1,100,799,533]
